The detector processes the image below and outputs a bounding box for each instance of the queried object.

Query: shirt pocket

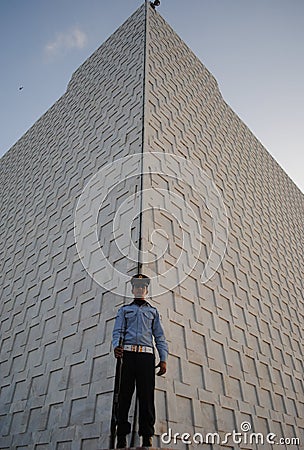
[125,310,137,324]
[142,310,154,323]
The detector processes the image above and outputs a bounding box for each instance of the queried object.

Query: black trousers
[117,351,155,437]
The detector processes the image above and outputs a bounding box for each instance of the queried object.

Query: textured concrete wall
[142,6,304,450]
[0,5,146,449]
[0,2,303,450]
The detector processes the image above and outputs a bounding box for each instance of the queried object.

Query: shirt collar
[132,298,148,307]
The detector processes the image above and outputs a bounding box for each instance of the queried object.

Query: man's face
[132,283,148,299]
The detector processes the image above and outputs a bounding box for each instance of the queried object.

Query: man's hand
[114,346,123,358]
[156,361,167,376]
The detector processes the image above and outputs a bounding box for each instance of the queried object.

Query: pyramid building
[0,2,303,449]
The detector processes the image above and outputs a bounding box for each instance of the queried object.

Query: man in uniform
[112,274,168,448]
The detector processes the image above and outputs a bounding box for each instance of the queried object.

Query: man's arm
[112,308,125,358]
[152,309,168,375]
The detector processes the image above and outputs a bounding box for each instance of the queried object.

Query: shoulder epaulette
[119,304,132,310]
[145,301,156,309]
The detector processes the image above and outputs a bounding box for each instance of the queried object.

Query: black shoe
[142,436,153,447]
[116,435,127,448]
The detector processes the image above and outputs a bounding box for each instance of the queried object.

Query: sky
[0,0,303,193]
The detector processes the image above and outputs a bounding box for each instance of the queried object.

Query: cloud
[45,27,88,57]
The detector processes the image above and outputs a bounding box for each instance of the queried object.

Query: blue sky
[0,0,303,192]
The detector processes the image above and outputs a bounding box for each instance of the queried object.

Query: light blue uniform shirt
[112,301,168,362]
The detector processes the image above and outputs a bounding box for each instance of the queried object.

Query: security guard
[112,274,168,448]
